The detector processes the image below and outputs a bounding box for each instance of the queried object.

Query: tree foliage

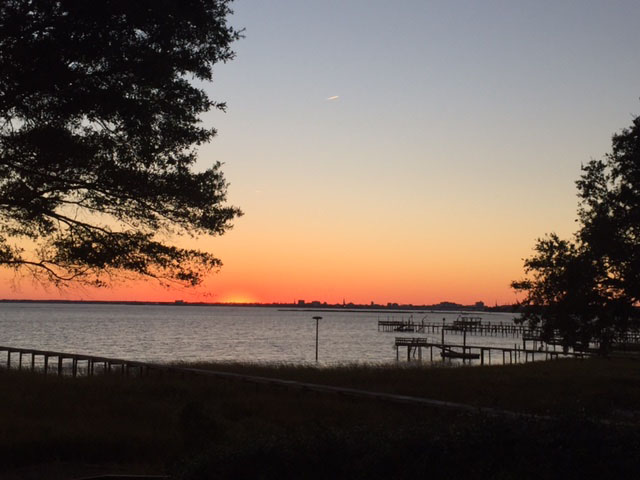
[0,0,242,287]
[513,113,640,351]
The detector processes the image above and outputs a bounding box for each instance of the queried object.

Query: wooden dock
[379,320,640,354]
[378,319,538,337]
[378,320,428,332]
[393,337,594,365]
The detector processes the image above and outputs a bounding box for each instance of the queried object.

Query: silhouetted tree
[0,0,242,287]
[511,234,605,351]
[513,113,640,352]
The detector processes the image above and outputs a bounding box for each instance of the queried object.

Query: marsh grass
[1,357,639,478]
[184,356,640,416]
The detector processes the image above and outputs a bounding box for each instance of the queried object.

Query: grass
[1,358,639,479]
[186,356,640,417]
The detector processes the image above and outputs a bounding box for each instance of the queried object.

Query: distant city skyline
[2,0,640,304]
[0,298,494,311]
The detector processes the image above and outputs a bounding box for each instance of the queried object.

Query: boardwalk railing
[0,345,551,419]
[0,345,155,377]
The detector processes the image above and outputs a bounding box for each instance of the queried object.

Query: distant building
[297,300,305,305]
[435,301,461,309]
[475,301,485,309]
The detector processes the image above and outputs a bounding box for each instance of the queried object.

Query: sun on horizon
[217,292,261,304]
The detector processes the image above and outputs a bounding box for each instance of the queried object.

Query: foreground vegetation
[1,358,639,479]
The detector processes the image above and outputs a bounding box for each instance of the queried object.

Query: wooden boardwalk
[0,345,153,377]
[0,345,549,420]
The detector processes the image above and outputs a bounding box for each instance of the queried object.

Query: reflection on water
[0,303,519,365]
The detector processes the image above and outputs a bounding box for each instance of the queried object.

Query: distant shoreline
[0,298,518,313]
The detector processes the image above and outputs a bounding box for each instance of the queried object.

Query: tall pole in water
[313,316,322,362]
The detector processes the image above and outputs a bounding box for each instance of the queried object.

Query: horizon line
[0,298,517,308]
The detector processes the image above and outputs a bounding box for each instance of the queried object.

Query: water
[0,303,520,365]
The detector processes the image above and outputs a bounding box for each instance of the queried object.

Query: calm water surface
[0,303,520,365]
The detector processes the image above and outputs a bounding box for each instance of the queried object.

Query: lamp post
[313,316,322,362]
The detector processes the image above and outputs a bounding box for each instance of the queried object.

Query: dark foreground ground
[1,357,639,479]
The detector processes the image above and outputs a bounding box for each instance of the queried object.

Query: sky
[2,0,640,304]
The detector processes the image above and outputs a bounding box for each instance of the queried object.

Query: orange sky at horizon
[0,216,540,306]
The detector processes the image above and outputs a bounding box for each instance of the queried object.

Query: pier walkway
[379,320,640,352]
[394,337,594,365]
[378,320,534,337]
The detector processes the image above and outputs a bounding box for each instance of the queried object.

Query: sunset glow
[216,292,261,304]
[1,2,639,306]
